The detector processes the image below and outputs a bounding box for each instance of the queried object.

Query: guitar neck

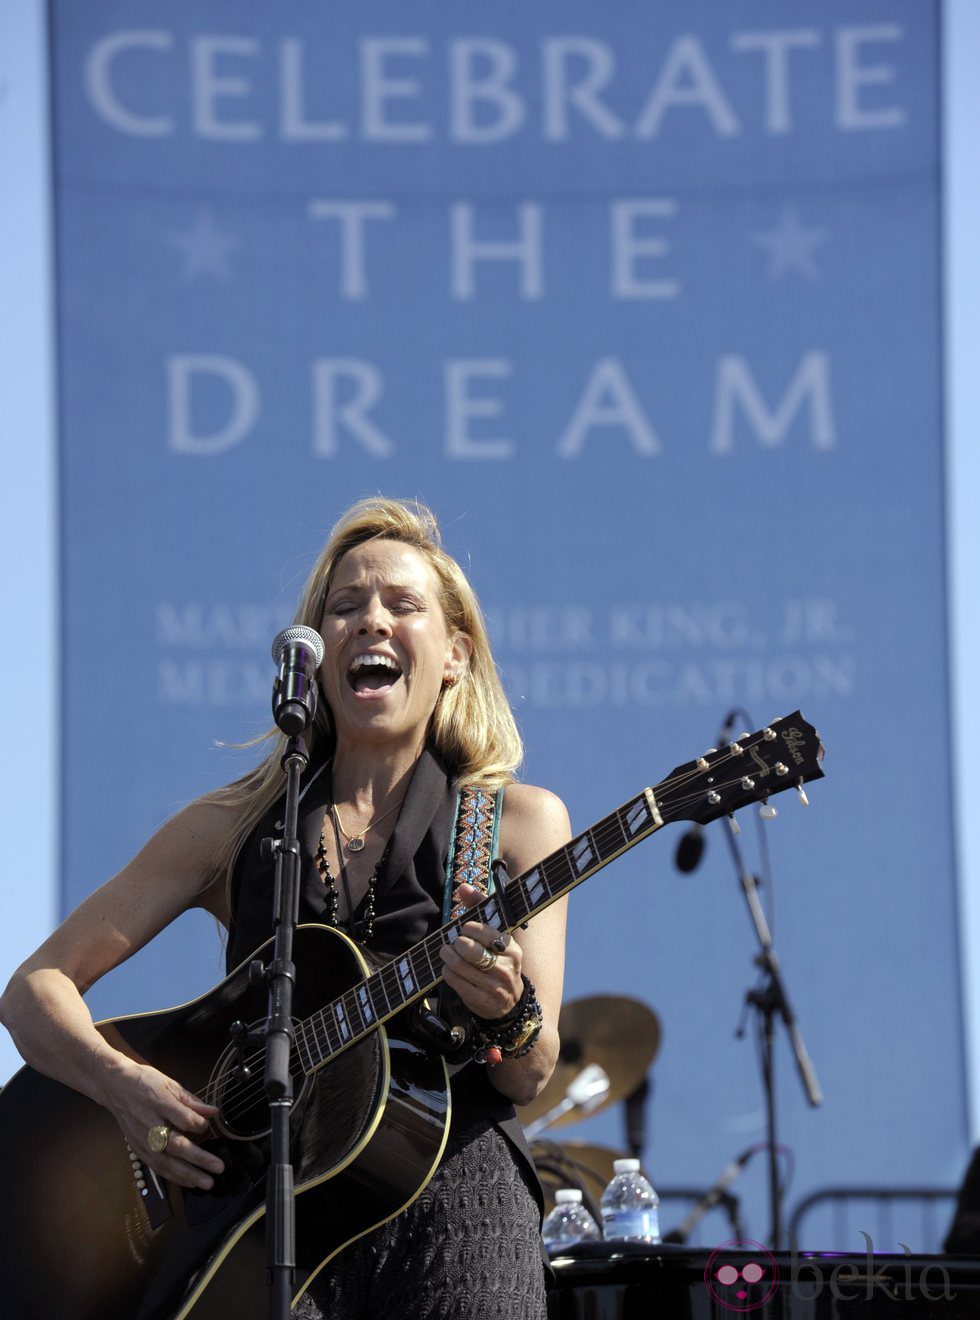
[294,787,665,1075]
[292,709,825,1076]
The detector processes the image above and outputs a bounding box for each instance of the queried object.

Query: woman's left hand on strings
[439,884,523,1019]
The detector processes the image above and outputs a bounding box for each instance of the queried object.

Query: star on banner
[168,210,240,282]
[752,207,828,281]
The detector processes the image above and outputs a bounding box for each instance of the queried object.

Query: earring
[443,673,458,689]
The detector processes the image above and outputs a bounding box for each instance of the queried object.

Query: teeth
[349,654,400,674]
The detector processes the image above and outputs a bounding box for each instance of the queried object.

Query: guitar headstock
[655,711,824,825]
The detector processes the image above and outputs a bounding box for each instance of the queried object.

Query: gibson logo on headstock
[781,726,807,766]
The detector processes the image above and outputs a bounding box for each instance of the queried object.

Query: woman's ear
[445,631,474,686]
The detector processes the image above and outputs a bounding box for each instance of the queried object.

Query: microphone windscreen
[271,625,324,667]
[674,824,705,873]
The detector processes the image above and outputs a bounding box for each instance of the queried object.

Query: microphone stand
[664,1150,751,1244]
[256,732,309,1318]
[722,815,822,1250]
[234,630,322,1317]
[624,1076,650,1161]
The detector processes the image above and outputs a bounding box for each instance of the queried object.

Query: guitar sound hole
[210,1020,308,1141]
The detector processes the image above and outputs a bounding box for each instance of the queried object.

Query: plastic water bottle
[599,1158,661,1243]
[541,1189,601,1253]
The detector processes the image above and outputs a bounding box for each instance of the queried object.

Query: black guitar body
[0,713,826,1319]
[0,924,451,1320]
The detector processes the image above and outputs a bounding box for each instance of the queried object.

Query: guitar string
[204,771,693,1121]
[203,731,811,1125]
[203,731,808,1125]
[291,728,808,1075]
[208,740,807,1128]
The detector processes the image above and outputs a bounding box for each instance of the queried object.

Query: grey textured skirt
[292,1119,548,1320]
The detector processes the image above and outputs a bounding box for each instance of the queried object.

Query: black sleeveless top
[226,742,457,968]
[226,743,543,1216]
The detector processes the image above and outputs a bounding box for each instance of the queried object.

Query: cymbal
[518,994,660,1129]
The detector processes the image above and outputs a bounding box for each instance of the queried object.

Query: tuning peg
[727,813,740,835]
[759,802,778,820]
[796,781,809,807]
[707,790,721,805]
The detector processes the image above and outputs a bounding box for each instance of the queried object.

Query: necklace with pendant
[315,806,383,943]
[332,794,404,853]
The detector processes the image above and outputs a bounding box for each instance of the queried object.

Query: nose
[356,595,392,636]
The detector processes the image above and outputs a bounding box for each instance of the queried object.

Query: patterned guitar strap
[437,785,504,1059]
[444,785,504,922]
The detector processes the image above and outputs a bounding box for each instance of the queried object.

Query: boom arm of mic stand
[523,1063,611,1139]
[733,852,823,1109]
[755,945,823,1108]
[665,1190,745,1245]
[523,1095,578,1140]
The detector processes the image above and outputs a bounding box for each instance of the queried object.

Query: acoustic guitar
[0,712,823,1319]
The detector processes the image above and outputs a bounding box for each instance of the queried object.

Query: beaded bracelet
[472,975,543,1065]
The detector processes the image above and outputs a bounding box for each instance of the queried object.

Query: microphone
[717,708,740,742]
[673,710,745,873]
[271,626,324,737]
[663,1146,756,1244]
[674,824,705,873]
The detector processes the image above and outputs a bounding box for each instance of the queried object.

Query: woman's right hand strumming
[104,1058,224,1191]
[0,801,236,1190]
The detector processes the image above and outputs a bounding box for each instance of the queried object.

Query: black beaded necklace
[314,804,383,943]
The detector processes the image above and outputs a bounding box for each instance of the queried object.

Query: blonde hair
[203,496,523,894]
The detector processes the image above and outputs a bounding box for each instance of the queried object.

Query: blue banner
[51,2,960,1246]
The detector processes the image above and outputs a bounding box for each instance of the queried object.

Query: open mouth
[347,653,404,695]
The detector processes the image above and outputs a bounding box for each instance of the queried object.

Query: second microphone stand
[723,809,823,1249]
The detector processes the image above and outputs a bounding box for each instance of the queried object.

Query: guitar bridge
[126,1140,173,1230]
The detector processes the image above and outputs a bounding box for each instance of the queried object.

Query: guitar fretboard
[292,788,663,1074]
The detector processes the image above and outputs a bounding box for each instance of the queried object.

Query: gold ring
[490,935,508,954]
[474,948,497,973]
[147,1123,172,1154]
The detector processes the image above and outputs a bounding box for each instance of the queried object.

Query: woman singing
[0,496,570,1319]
